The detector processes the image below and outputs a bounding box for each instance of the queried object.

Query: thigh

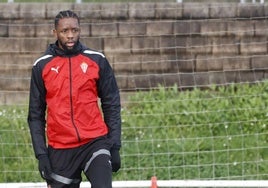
[48,146,82,188]
[84,153,112,188]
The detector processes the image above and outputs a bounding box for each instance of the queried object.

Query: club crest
[80,62,88,73]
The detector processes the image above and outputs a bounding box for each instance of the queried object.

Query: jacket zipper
[69,57,81,142]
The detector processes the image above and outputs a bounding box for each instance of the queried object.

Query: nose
[66,30,74,38]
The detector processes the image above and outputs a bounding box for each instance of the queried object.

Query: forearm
[28,120,48,158]
[102,91,121,149]
[28,66,48,157]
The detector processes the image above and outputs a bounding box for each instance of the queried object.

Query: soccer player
[28,10,121,188]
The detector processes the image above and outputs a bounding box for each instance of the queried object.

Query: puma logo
[51,66,60,73]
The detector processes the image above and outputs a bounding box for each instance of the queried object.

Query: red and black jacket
[28,41,121,158]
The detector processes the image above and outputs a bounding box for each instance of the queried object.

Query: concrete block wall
[0,2,268,104]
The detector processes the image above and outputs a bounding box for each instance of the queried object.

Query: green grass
[118,82,268,180]
[0,81,267,182]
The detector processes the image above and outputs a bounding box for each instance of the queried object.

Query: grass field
[0,81,267,182]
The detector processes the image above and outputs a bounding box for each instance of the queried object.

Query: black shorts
[48,136,113,188]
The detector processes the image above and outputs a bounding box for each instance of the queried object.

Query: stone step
[1,68,266,92]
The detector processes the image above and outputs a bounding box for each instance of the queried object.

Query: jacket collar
[47,41,84,57]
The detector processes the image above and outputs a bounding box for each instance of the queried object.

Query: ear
[52,29,57,38]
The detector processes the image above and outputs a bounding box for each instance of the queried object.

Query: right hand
[38,155,53,182]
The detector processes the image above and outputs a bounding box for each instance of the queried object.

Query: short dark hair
[54,10,80,28]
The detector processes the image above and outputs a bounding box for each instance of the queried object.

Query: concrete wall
[0,2,268,104]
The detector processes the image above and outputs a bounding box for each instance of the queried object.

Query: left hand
[110,149,121,172]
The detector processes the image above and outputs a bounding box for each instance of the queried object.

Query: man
[28,10,121,188]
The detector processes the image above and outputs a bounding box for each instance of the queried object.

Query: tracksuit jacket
[28,41,121,158]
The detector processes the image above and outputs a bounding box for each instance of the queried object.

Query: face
[53,17,80,51]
